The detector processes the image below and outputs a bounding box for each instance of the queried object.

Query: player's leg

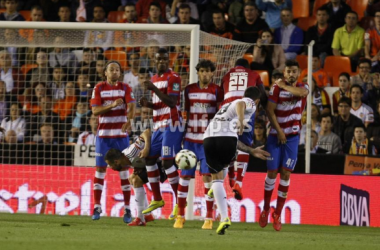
[128,173,146,226]
[227,161,235,188]
[259,135,280,228]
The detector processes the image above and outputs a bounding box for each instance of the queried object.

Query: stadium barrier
[1,164,379,227]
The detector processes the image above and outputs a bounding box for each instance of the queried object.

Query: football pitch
[0,214,379,250]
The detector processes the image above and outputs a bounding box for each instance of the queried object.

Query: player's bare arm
[121,102,136,133]
[139,97,154,109]
[92,98,124,115]
[144,80,177,108]
[266,101,286,144]
[139,128,152,158]
[237,142,270,160]
[275,78,308,98]
[235,101,247,135]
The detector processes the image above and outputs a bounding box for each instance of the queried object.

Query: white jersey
[204,97,256,139]
[350,103,374,124]
[121,136,146,168]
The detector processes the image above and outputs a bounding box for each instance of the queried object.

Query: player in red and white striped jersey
[221,58,267,200]
[173,60,224,229]
[139,48,184,215]
[90,61,136,223]
[259,60,309,231]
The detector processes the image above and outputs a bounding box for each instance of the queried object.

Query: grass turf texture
[0,213,379,250]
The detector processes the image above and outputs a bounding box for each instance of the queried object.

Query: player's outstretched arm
[92,98,124,115]
[144,80,177,108]
[237,142,270,160]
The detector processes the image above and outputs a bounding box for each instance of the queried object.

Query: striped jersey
[90,81,135,138]
[268,82,308,136]
[151,69,182,130]
[221,66,263,105]
[184,82,224,143]
[350,103,374,124]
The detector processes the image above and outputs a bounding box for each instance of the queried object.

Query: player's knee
[267,171,277,179]
[128,174,135,186]
[133,176,144,187]
[280,169,291,180]
[162,159,174,169]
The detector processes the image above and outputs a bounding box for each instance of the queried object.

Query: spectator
[136,67,152,105]
[365,11,380,65]
[138,2,167,23]
[0,80,17,122]
[350,84,374,127]
[76,72,91,98]
[3,28,27,67]
[77,48,95,73]
[136,0,166,22]
[19,5,46,42]
[366,0,380,17]
[350,58,375,93]
[119,3,138,23]
[364,73,380,113]
[229,0,244,25]
[274,8,303,60]
[322,0,351,31]
[303,76,331,115]
[0,103,25,142]
[304,7,334,67]
[0,50,24,94]
[0,0,25,21]
[27,96,60,143]
[49,36,78,74]
[77,113,98,145]
[251,29,285,76]
[84,5,113,51]
[123,52,140,94]
[256,0,292,30]
[140,40,159,73]
[173,46,190,73]
[167,1,198,24]
[234,2,269,46]
[24,31,48,65]
[57,5,72,22]
[333,96,364,153]
[300,103,321,145]
[73,0,120,22]
[298,56,330,88]
[299,130,329,154]
[22,82,50,114]
[26,50,52,88]
[65,98,91,143]
[332,72,351,114]
[332,11,365,72]
[179,68,189,91]
[53,81,78,121]
[4,129,17,144]
[39,123,57,144]
[206,9,234,40]
[367,101,380,152]
[199,0,228,29]
[89,56,106,87]
[253,118,267,148]
[317,113,342,154]
[50,66,67,101]
[349,125,377,155]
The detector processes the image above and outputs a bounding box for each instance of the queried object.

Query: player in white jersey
[203,87,270,235]
[350,84,374,127]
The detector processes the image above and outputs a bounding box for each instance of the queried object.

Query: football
[175,150,197,170]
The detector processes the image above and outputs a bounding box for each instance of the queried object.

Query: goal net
[0,22,252,219]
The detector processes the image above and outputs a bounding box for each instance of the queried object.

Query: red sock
[177,178,189,216]
[165,165,179,200]
[275,179,290,215]
[236,151,249,186]
[146,165,162,201]
[204,182,213,219]
[93,169,106,206]
[228,162,235,180]
[120,170,131,207]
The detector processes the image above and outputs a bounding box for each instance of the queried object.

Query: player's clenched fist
[111,98,124,108]
[143,80,155,90]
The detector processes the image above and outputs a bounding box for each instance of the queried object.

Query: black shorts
[203,136,238,174]
[133,162,167,184]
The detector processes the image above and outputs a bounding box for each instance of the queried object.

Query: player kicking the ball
[259,60,308,231]
[173,60,224,229]
[203,87,270,235]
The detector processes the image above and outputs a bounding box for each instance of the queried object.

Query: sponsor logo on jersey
[280,91,292,98]
[173,83,180,91]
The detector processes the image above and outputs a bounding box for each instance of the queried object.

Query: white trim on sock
[95,171,106,179]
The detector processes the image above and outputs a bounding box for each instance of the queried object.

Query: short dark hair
[157,47,168,55]
[195,59,216,72]
[104,148,123,162]
[358,58,372,68]
[281,7,292,13]
[346,11,358,19]
[244,86,261,100]
[139,67,150,74]
[285,59,299,68]
[317,6,329,14]
[83,48,92,53]
[125,3,136,9]
[212,9,224,16]
[31,5,43,12]
[354,124,366,132]
[149,2,161,11]
[350,83,363,94]
[244,2,258,10]
[235,58,249,69]
[338,96,351,106]
[339,72,350,80]
[320,113,333,123]
[178,3,191,11]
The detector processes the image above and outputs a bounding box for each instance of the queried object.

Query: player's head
[235,58,249,69]
[105,148,129,171]
[155,47,169,73]
[104,61,122,82]
[244,86,261,104]
[284,60,300,84]
[196,59,216,85]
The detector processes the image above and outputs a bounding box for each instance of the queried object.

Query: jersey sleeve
[124,84,136,103]
[268,84,280,103]
[167,73,181,96]
[90,84,102,107]
[254,72,264,87]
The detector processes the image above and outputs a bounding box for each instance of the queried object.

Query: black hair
[281,7,292,13]
[320,113,333,122]
[212,9,224,16]
[244,86,261,100]
[235,58,249,69]
[244,2,258,10]
[339,72,350,80]
[317,6,329,14]
[157,47,168,54]
[358,58,372,68]
[10,102,22,110]
[195,59,216,72]
[350,83,363,94]
[83,48,92,53]
[346,11,358,19]
[353,124,366,132]
[178,3,191,11]
[139,67,150,74]
[338,96,351,106]
[149,2,161,11]
[285,59,299,68]
[124,3,136,8]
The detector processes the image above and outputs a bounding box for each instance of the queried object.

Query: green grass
[0,213,379,250]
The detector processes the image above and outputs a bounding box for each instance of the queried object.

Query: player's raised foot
[173,215,185,229]
[142,200,165,214]
[207,189,214,198]
[128,218,146,227]
[168,204,178,220]
[259,210,269,228]
[216,217,231,235]
[202,219,213,230]
[144,213,155,223]
[272,212,282,231]
[123,208,132,223]
[92,207,102,220]
[232,183,243,200]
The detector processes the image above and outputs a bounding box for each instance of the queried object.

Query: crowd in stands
[0,0,379,158]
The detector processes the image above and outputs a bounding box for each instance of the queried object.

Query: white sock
[134,187,146,222]
[212,180,228,221]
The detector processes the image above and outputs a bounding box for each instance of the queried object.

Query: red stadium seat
[199,53,217,62]
[108,11,124,23]
[0,8,6,13]
[19,10,31,20]
[104,50,128,70]
[169,52,178,68]
[293,0,309,19]
[347,0,369,20]
[243,53,254,64]
[323,56,352,86]
[256,70,270,87]
[297,16,317,31]
[312,0,329,16]
[296,55,308,71]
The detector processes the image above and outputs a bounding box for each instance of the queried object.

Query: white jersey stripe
[185,133,204,141]
[99,116,127,124]
[224,90,245,100]
[190,106,216,114]
[98,129,128,137]
[154,81,168,89]
[276,113,302,124]
[275,100,303,111]
[153,107,171,117]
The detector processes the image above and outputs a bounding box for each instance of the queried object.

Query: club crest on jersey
[173,83,180,91]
